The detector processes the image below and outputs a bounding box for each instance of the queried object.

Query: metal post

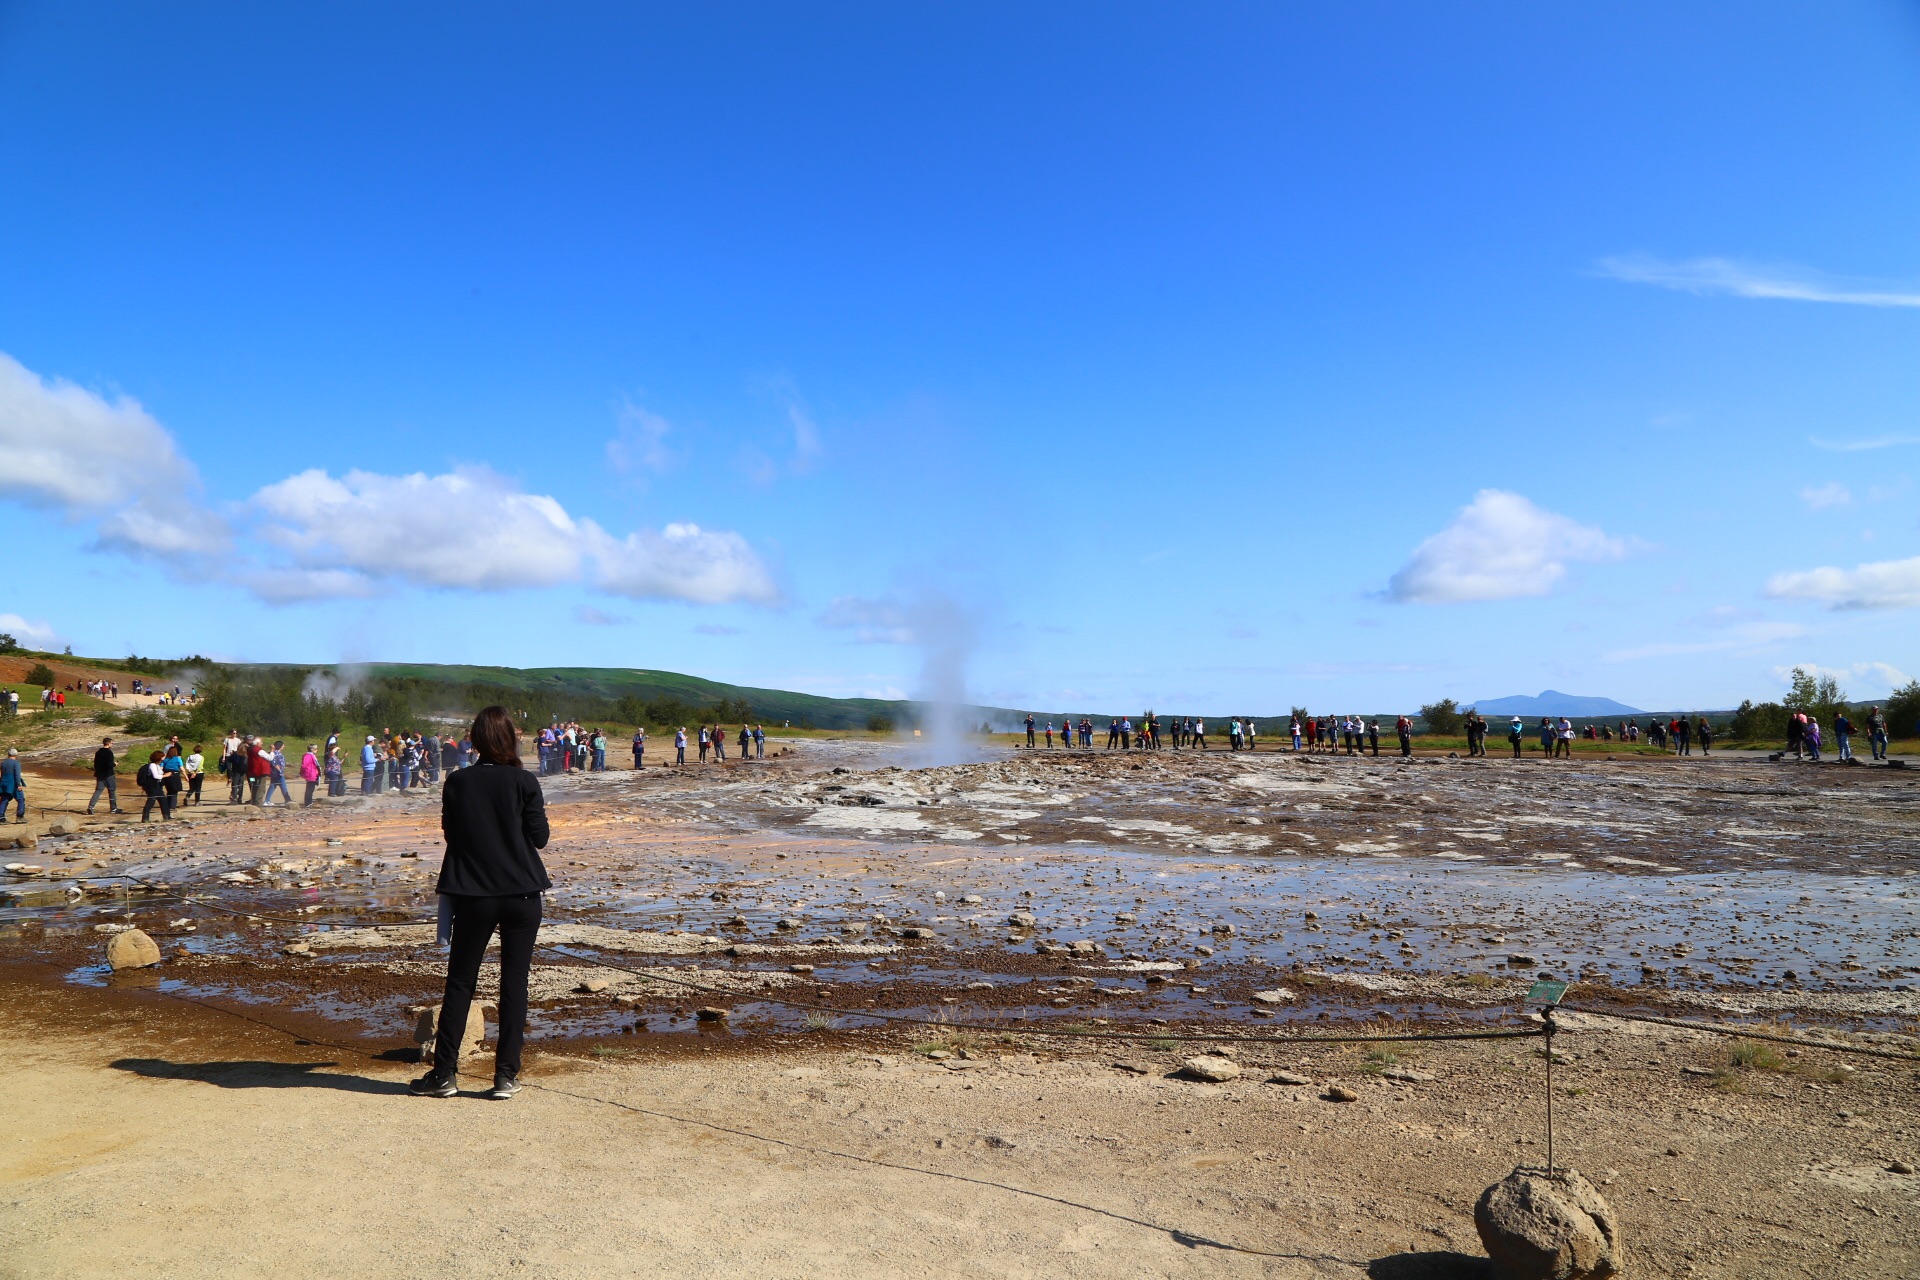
[1544,1010,1556,1171]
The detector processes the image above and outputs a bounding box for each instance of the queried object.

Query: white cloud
[590,523,780,605]
[0,612,63,650]
[1387,490,1627,603]
[237,567,382,605]
[574,605,628,626]
[1598,255,1920,308]
[1799,482,1853,511]
[1766,555,1920,609]
[253,467,586,593]
[0,351,228,557]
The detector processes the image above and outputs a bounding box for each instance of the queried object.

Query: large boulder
[1179,1055,1241,1083]
[412,1003,487,1066]
[106,928,163,970]
[1475,1166,1623,1280]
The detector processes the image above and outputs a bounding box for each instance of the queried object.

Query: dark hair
[470,705,522,766]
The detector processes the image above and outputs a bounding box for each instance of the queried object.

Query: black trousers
[435,892,542,1079]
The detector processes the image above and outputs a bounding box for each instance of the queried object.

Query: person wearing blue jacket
[0,748,23,822]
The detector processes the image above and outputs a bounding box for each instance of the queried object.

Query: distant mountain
[1471,690,1646,717]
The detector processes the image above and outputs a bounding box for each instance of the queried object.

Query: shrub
[0,632,17,654]
[123,709,166,735]
[1729,699,1789,742]
[1419,698,1462,736]
[94,709,123,726]
[25,662,56,686]
[865,713,895,733]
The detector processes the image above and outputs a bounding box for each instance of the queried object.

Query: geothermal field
[5,738,1918,1277]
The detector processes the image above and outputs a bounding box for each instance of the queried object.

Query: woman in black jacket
[411,706,551,1100]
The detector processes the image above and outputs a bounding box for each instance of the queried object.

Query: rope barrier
[1558,1002,1919,1063]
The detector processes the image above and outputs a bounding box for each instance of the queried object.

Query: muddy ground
[3,737,1917,1276]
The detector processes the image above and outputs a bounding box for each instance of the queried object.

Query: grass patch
[1455,972,1499,990]
[1360,1047,1399,1073]
[1149,1037,1179,1051]
[802,1011,836,1032]
[1729,1039,1788,1072]
[588,1045,632,1059]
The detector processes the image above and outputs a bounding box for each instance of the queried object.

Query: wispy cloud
[575,605,628,626]
[1598,255,1920,308]
[1766,555,1920,610]
[1809,433,1920,452]
[1770,661,1912,695]
[0,612,63,650]
[1800,481,1852,511]
[1603,620,1807,663]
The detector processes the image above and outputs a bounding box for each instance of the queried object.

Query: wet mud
[4,740,1916,1061]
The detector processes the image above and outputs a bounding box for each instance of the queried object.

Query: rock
[576,977,611,994]
[727,914,748,927]
[1112,1060,1155,1075]
[1194,944,1214,956]
[45,818,75,836]
[106,928,162,970]
[1324,1084,1359,1102]
[9,834,36,851]
[1179,1055,1241,1083]
[1008,911,1038,928]
[1509,953,1539,966]
[695,1006,729,1021]
[282,941,312,956]
[901,926,935,940]
[1210,922,1236,936]
[787,963,815,974]
[1889,1160,1916,1175]
[1251,989,1294,1005]
[839,921,868,935]
[1303,910,1318,920]
[614,994,642,1008]
[926,1049,952,1060]
[776,917,802,931]
[1383,1067,1437,1083]
[960,894,983,905]
[412,1003,487,1064]
[963,980,993,990]
[1474,1166,1623,1280]
[1680,1066,1715,1077]
[1116,912,1137,923]
[1267,1070,1313,1086]
[1067,940,1102,955]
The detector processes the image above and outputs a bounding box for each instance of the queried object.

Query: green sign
[1525,979,1568,1006]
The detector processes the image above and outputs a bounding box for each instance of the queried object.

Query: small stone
[1251,989,1294,1005]
[1889,1160,1915,1175]
[1112,1060,1155,1075]
[576,977,611,994]
[960,894,983,905]
[776,917,802,931]
[964,980,993,990]
[106,928,162,970]
[1324,1084,1359,1102]
[1008,911,1038,929]
[901,927,935,940]
[1210,922,1236,936]
[1303,910,1319,920]
[282,941,312,956]
[1194,944,1214,957]
[926,1049,952,1060]
[695,1006,729,1021]
[1474,1166,1623,1280]
[614,994,642,1008]
[1267,1071,1312,1086]
[839,921,868,935]
[1508,953,1538,966]
[1116,912,1137,923]
[45,818,75,836]
[727,914,748,927]
[1067,940,1101,955]
[1680,1066,1714,1077]
[933,891,946,901]
[788,963,815,974]
[1383,1067,1437,1083]
[1180,1055,1241,1083]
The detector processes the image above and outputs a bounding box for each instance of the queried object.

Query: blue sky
[3,3,1918,713]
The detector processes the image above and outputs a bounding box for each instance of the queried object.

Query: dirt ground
[4,736,1918,1277]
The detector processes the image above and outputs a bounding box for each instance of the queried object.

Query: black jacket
[436,762,552,896]
[94,746,116,779]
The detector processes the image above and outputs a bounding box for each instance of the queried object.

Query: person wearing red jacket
[246,736,272,806]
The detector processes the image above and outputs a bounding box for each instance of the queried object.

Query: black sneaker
[486,1074,521,1101]
[408,1070,457,1097]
